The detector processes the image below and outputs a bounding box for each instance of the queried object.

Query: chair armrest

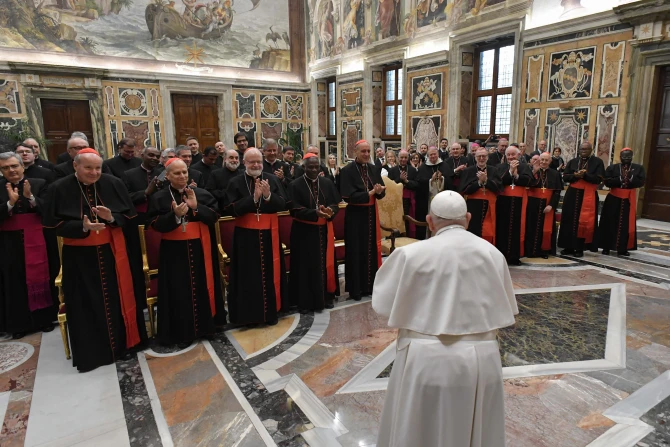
[218,245,229,261]
[404,215,429,227]
[55,267,64,305]
[380,224,401,238]
[142,254,149,273]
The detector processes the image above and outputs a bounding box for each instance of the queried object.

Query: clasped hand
[5,180,32,206]
[316,205,333,219]
[369,183,386,195]
[254,178,271,202]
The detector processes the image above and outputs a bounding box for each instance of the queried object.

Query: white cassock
[372,224,518,447]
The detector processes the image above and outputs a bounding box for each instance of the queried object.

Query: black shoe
[618,251,631,257]
[42,324,55,333]
[12,332,25,340]
[300,309,309,315]
[574,251,584,258]
[351,295,362,301]
[267,318,278,326]
[541,254,549,259]
[325,303,334,309]
[560,249,574,256]
[602,249,610,255]
[177,342,191,350]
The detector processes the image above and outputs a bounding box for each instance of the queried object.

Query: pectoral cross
[511,183,515,190]
[94,215,100,235]
[541,186,547,192]
[256,209,260,222]
[181,219,187,232]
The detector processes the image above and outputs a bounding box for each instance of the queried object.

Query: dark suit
[206,166,244,212]
[56,152,70,164]
[35,158,55,170]
[122,165,161,217]
[24,164,56,185]
[190,160,220,187]
[103,156,142,179]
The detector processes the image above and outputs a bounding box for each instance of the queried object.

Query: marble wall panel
[600,41,626,98]
[523,109,540,152]
[235,92,256,119]
[594,104,618,166]
[121,120,151,148]
[460,71,473,139]
[410,73,443,111]
[0,79,22,115]
[405,65,448,143]
[545,107,590,161]
[261,122,284,142]
[317,94,327,137]
[372,85,383,139]
[237,120,258,148]
[412,116,441,149]
[286,95,304,120]
[548,46,596,101]
[342,120,362,162]
[260,95,283,120]
[118,88,149,117]
[526,55,544,103]
[341,86,363,119]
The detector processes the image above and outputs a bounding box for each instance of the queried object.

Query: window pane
[329,111,336,136]
[396,105,403,135]
[328,82,335,108]
[495,94,512,134]
[477,96,492,135]
[478,49,495,90]
[386,70,396,101]
[497,45,515,88]
[397,69,403,100]
[385,106,395,135]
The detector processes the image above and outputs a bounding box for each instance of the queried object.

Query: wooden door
[643,67,670,222]
[41,99,93,163]
[172,94,219,148]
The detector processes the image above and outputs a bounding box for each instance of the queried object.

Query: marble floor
[1,220,670,447]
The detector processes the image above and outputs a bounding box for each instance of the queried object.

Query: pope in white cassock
[372,190,518,447]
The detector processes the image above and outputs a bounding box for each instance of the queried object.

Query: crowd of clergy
[0,129,644,373]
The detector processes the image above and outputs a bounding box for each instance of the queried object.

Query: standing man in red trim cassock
[43,148,146,372]
[599,148,646,256]
[146,158,222,348]
[340,140,386,301]
[224,148,288,326]
[288,154,341,313]
[460,147,502,245]
[558,142,605,257]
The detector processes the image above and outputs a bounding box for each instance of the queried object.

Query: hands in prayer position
[274,168,284,180]
[510,160,519,176]
[369,183,386,196]
[476,170,488,184]
[172,200,189,218]
[254,178,271,202]
[316,205,334,220]
[83,215,106,232]
[5,180,32,206]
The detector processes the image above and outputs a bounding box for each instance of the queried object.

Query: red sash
[235,213,281,311]
[295,218,336,293]
[0,213,52,311]
[349,195,383,268]
[499,185,528,257]
[162,221,216,316]
[466,188,497,245]
[608,188,638,250]
[64,227,141,349]
[527,188,555,251]
[570,180,599,243]
[402,189,417,238]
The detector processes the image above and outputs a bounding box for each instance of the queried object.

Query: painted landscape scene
[0,0,291,70]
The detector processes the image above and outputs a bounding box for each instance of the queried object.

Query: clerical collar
[10,176,25,186]
[435,224,465,236]
[226,165,239,172]
[74,173,92,186]
[265,159,278,165]
[141,164,152,172]
[355,159,368,166]
[170,184,186,193]
[477,165,487,171]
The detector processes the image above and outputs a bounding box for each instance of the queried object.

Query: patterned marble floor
[1,224,670,447]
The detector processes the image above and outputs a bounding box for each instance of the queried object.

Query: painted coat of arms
[412,74,442,111]
[549,47,596,100]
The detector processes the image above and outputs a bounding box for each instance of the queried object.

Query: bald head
[450,142,462,157]
[244,147,263,177]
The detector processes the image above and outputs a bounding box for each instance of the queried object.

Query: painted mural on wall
[411,74,442,111]
[343,0,365,49]
[0,0,291,71]
[416,0,504,28]
[528,0,637,29]
[376,0,402,39]
[548,47,595,100]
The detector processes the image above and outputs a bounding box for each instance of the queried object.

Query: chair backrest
[218,216,236,257]
[333,202,347,241]
[139,225,161,272]
[378,176,405,237]
[278,211,292,250]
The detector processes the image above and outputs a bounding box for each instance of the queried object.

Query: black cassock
[388,164,419,235]
[460,165,502,243]
[0,178,55,334]
[415,161,450,239]
[190,160,220,187]
[288,176,341,311]
[24,164,56,184]
[146,186,222,344]
[340,162,385,299]
[443,156,470,192]
[224,173,288,324]
[43,174,146,372]
[103,156,142,179]
[599,163,646,253]
[558,156,605,253]
[122,165,161,225]
[495,163,533,262]
[206,166,244,213]
[525,168,562,257]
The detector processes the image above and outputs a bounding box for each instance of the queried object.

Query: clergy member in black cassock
[558,142,605,257]
[0,154,55,338]
[415,148,451,239]
[103,139,142,179]
[444,143,470,192]
[388,150,419,237]
[288,155,341,313]
[146,158,223,346]
[190,146,221,187]
[340,140,386,301]
[224,148,288,325]
[460,147,502,245]
[525,153,562,258]
[495,146,533,265]
[122,147,162,225]
[599,148,646,256]
[43,149,145,372]
[206,149,244,213]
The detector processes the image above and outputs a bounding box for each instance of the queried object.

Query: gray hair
[225,149,239,159]
[67,137,88,150]
[161,148,176,158]
[142,146,158,155]
[175,144,189,154]
[70,132,88,142]
[0,151,24,167]
[263,139,278,149]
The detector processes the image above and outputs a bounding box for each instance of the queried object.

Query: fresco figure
[318,0,335,58]
[376,0,401,39]
[344,0,364,49]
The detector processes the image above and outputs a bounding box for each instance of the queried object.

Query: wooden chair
[333,202,347,266]
[216,217,236,298]
[377,176,427,255]
[55,236,70,359]
[138,225,161,337]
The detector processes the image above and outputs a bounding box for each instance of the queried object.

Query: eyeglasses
[70,146,88,151]
[0,164,21,171]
